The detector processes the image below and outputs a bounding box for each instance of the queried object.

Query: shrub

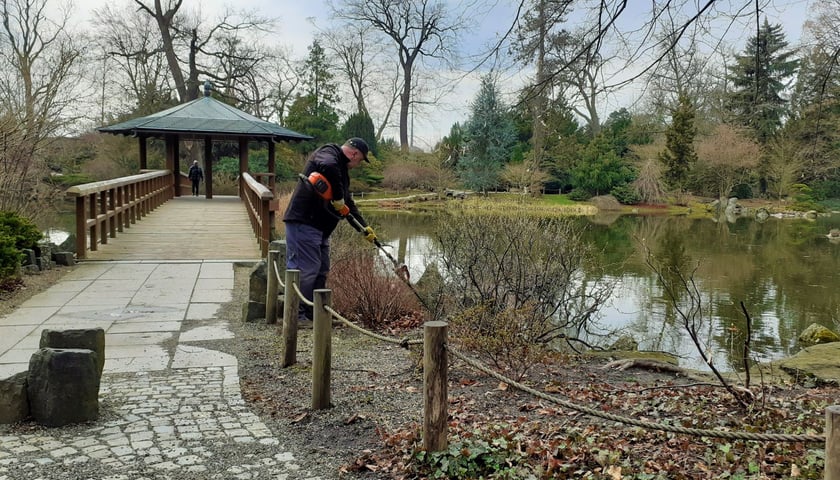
[0,211,43,249]
[449,303,549,381]
[609,184,641,205]
[327,227,421,329]
[413,433,530,479]
[0,233,21,287]
[434,214,615,360]
[567,188,590,201]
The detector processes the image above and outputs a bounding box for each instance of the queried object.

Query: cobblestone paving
[0,367,325,480]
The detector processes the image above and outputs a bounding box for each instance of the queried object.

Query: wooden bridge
[66,170,275,261]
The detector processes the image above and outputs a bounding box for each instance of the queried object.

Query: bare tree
[333,0,462,151]
[323,22,402,140]
[695,123,759,201]
[132,0,272,103]
[91,3,175,117]
[0,0,82,216]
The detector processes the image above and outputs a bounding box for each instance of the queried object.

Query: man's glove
[363,226,377,244]
[331,199,350,217]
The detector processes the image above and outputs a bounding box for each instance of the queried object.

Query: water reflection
[367,211,840,372]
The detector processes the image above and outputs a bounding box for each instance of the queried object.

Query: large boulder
[249,259,268,302]
[0,372,30,424]
[40,328,105,378]
[776,342,840,386]
[28,348,100,427]
[798,323,840,346]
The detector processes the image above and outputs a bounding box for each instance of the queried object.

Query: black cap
[347,137,370,163]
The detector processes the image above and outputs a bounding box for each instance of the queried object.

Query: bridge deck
[84,196,263,261]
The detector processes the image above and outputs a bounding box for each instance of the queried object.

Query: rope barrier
[446,346,825,444]
[274,266,824,446]
[291,282,314,307]
[272,258,284,289]
[324,305,422,348]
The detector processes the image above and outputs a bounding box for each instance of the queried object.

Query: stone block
[40,328,106,378]
[52,251,76,266]
[249,259,267,302]
[36,256,52,271]
[242,300,265,323]
[28,348,100,427]
[21,248,36,266]
[0,372,30,424]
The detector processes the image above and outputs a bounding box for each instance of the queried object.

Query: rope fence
[264,245,839,478]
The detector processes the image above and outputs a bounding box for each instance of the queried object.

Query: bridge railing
[240,172,274,256]
[65,170,172,259]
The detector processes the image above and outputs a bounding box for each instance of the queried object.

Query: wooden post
[88,193,98,252]
[239,138,249,199]
[204,135,213,199]
[282,269,300,368]
[827,406,840,480]
[74,196,86,259]
[266,249,279,324]
[138,136,147,170]
[268,140,276,194]
[424,321,448,452]
[311,289,332,410]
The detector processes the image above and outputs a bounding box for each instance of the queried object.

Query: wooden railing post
[827,406,840,480]
[424,321,448,452]
[311,288,332,410]
[266,249,279,324]
[281,269,300,368]
[74,196,86,259]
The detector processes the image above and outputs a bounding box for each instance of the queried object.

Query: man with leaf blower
[283,137,378,328]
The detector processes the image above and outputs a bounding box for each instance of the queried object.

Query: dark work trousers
[285,222,330,321]
[191,180,200,196]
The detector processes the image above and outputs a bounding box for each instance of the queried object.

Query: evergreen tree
[285,40,341,154]
[340,111,377,157]
[659,95,697,191]
[726,19,799,145]
[458,75,516,192]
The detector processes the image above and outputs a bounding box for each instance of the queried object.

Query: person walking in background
[283,137,377,328]
[188,160,203,196]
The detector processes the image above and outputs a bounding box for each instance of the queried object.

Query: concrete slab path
[0,261,328,479]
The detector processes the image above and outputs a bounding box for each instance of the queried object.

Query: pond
[364,210,840,372]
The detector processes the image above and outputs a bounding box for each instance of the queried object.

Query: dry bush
[382,163,437,191]
[327,227,421,329]
[695,124,760,200]
[449,303,551,381]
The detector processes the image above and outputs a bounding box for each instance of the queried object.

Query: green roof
[98,96,312,142]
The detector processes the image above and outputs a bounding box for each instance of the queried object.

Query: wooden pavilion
[98,81,311,198]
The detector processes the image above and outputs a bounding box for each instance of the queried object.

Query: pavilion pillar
[239,138,249,199]
[165,135,180,197]
[268,140,276,194]
[138,136,147,170]
[204,135,213,199]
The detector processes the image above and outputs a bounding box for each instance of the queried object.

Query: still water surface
[365,211,840,372]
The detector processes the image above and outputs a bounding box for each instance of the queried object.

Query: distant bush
[609,184,641,205]
[567,188,590,201]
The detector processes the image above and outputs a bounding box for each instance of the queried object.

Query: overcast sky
[70,0,813,149]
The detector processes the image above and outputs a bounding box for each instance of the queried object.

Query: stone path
[0,261,326,479]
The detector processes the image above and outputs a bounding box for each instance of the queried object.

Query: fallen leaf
[606,465,621,480]
[498,382,509,391]
[791,464,800,477]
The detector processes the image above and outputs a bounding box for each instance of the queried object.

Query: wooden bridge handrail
[66,169,173,259]
[66,170,171,197]
[240,172,275,256]
[241,172,274,200]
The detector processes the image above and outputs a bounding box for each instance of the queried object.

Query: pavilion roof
[98,93,311,142]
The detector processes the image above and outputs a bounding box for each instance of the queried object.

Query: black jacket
[283,144,367,236]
